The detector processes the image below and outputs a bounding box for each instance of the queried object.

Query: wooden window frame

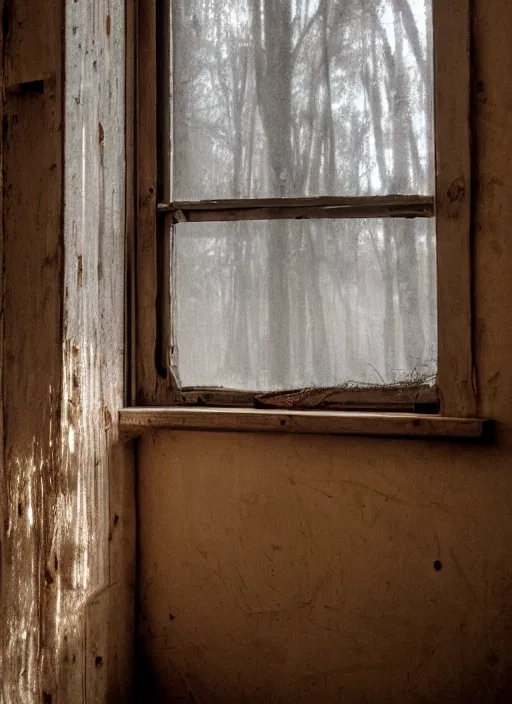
[126,0,483,438]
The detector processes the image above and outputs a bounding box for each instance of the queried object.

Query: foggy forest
[170,0,437,392]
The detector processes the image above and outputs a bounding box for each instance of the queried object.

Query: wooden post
[0,0,134,701]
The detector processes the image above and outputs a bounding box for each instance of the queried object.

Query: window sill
[119,407,490,441]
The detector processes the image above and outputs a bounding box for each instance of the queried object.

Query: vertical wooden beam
[136,0,175,404]
[126,0,137,407]
[434,0,476,417]
[136,0,160,403]
[0,0,134,701]
[0,0,64,698]
[64,0,134,701]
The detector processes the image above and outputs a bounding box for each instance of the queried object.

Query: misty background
[170,0,436,391]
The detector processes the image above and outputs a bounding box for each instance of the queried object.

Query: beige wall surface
[137,2,512,701]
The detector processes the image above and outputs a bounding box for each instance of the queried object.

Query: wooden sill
[119,407,490,440]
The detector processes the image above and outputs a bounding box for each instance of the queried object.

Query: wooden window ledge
[119,407,490,441]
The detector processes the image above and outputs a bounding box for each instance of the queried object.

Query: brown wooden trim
[158,195,434,224]
[434,0,476,417]
[126,0,136,406]
[180,384,439,412]
[158,195,434,212]
[136,0,174,404]
[136,0,157,402]
[157,0,172,202]
[119,408,489,440]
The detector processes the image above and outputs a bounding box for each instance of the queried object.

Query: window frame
[131,0,476,421]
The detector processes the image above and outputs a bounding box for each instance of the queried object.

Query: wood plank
[1,0,64,698]
[158,194,435,212]
[434,0,476,417]
[180,384,439,411]
[63,0,135,700]
[126,0,137,405]
[136,0,158,404]
[158,195,435,223]
[119,408,488,440]
[170,203,433,224]
[136,0,175,404]
[0,0,134,696]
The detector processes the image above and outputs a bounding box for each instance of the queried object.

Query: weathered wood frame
[120,407,488,440]
[159,195,434,222]
[134,0,476,422]
[433,0,475,417]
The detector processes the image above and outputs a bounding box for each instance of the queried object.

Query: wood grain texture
[119,407,488,440]
[1,0,64,699]
[126,0,137,406]
[136,0,158,404]
[0,0,134,701]
[63,0,134,700]
[135,0,181,406]
[180,384,439,412]
[434,0,476,417]
[158,195,434,223]
[136,0,175,405]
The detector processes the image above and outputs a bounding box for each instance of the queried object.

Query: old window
[134,0,475,420]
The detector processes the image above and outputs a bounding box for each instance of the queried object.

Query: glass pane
[172,218,437,391]
[171,0,434,201]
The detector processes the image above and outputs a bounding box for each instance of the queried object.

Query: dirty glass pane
[171,0,434,200]
[172,218,437,391]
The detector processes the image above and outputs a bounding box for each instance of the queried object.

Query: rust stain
[98,121,104,145]
[106,14,111,36]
